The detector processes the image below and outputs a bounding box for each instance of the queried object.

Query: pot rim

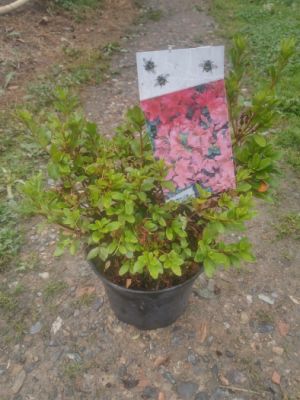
[88,259,203,294]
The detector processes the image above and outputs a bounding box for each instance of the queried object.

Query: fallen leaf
[154,355,170,368]
[76,286,95,298]
[258,181,268,193]
[197,321,208,343]
[218,374,229,386]
[126,279,132,289]
[272,371,281,385]
[158,392,166,400]
[277,320,289,337]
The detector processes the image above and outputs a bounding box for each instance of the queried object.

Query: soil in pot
[89,259,201,330]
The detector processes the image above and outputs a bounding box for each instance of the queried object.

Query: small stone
[225,350,235,358]
[193,288,215,299]
[277,321,289,337]
[122,376,139,389]
[272,346,284,356]
[38,272,49,279]
[158,392,166,400]
[154,355,169,368]
[211,388,230,400]
[74,310,80,317]
[250,320,274,333]
[227,370,247,385]
[258,294,275,305]
[162,371,176,385]
[271,371,281,385]
[240,312,249,324]
[187,350,199,365]
[30,321,43,335]
[176,381,198,399]
[246,295,253,304]
[141,386,158,399]
[195,392,209,400]
[51,316,63,335]
[66,353,81,363]
[92,298,104,311]
[12,369,26,394]
[219,374,229,386]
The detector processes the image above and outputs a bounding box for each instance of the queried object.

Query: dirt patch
[0,0,137,107]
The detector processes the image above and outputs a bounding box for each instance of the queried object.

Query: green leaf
[237,182,252,193]
[133,255,146,273]
[171,264,182,276]
[98,247,109,261]
[166,227,173,240]
[148,259,163,279]
[119,263,129,276]
[203,258,215,277]
[254,135,267,147]
[105,221,121,232]
[87,247,99,260]
[54,246,65,257]
[257,158,272,171]
[209,252,230,266]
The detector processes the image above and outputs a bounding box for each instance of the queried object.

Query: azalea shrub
[19,36,295,289]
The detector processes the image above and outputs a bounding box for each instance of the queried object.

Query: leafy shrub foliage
[19,37,295,287]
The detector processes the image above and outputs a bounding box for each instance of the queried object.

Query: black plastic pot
[89,261,201,330]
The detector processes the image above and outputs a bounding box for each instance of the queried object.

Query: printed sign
[136,46,236,201]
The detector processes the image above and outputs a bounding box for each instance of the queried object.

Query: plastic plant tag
[136,46,236,202]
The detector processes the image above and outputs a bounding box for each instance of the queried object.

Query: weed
[44,281,68,300]
[102,42,121,56]
[76,292,96,307]
[63,361,83,379]
[255,309,274,324]
[0,290,17,312]
[53,0,103,12]
[16,254,39,273]
[137,7,163,24]
[0,202,21,272]
[276,212,300,239]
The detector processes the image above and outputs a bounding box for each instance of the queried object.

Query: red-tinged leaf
[272,371,281,385]
[258,181,269,193]
[277,320,289,336]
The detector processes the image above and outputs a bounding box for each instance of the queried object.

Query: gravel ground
[1,0,300,399]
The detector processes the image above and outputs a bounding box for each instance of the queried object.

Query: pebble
[246,295,253,304]
[211,388,230,400]
[195,392,209,400]
[92,297,104,311]
[250,321,275,333]
[38,272,49,279]
[162,371,176,385]
[187,350,199,365]
[176,381,199,399]
[240,312,249,324]
[227,370,247,385]
[30,321,43,335]
[193,288,215,299]
[272,346,284,356]
[225,350,235,358]
[51,316,63,335]
[66,353,81,362]
[12,369,26,394]
[142,386,158,399]
[258,294,275,305]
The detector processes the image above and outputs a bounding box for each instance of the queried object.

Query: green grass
[276,212,300,239]
[44,281,68,300]
[0,201,21,272]
[53,0,103,12]
[210,0,300,171]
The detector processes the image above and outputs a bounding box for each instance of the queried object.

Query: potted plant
[19,37,295,329]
